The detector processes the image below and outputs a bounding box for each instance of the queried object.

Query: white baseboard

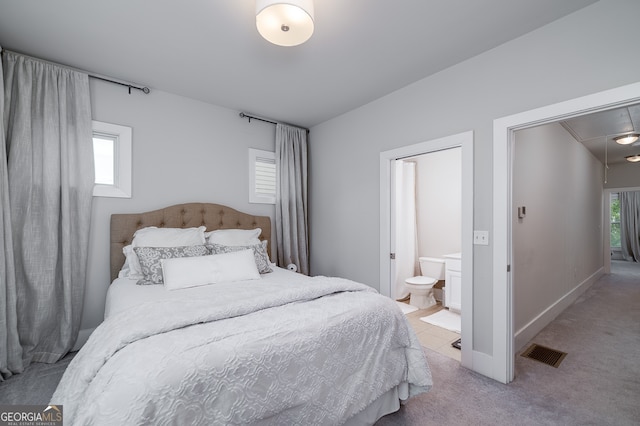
[72,327,96,351]
[514,267,604,352]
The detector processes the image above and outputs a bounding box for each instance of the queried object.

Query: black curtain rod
[89,75,150,95]
[1,48,150,95]
[239,112,277,126]
[239,112,309,133]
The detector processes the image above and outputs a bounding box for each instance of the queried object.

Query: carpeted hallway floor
[1,261,638,425]
[376,260,640,425]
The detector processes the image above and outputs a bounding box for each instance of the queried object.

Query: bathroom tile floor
[401,301,461,362]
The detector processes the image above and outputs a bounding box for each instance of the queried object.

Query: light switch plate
[473,230,489,245]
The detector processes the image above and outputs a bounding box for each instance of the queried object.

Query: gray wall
[414,148,461,258]
[512,123,603,335]
[81,81,275,334]
[308,0,640,357]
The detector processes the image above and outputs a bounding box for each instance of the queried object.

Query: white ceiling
[560,104,640,165]
[0,0,598,128]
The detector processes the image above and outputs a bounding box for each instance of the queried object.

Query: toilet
[405,257,446,309]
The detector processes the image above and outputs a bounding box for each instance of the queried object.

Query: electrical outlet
[473,230,489,245]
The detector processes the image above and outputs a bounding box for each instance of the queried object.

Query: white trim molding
[493,81,640,384]
[380,131,474,370]
[514,267,604,352]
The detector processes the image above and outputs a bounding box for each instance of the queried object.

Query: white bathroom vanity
[443,252,462,312]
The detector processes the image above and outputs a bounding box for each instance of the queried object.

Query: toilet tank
[418,257,446,280]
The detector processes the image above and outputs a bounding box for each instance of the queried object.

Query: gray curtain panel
[275,124,309,275]
[0,48,24,380]
[2,51,94,367]
[620,191,640,262]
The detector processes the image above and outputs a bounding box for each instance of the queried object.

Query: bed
[52,203,432,425]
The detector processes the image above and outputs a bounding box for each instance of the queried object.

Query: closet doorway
[380,131,474,369]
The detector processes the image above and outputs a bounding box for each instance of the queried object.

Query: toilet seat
[405,276,437,286]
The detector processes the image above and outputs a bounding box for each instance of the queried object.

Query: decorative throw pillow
[207,241,272,274]
[119,226,207,279]
[133,245,210,285]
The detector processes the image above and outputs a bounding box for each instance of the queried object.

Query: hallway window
[611,193,620,248]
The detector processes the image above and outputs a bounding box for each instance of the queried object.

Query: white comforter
[52,273,432,425]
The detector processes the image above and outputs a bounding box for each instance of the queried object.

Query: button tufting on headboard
[111,203,271,282]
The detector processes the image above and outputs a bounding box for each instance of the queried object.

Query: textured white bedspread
[53,273,432,425]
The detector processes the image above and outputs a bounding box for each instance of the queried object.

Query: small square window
[92,121,132,198]
[249,148,276,204]
[93,135,116,185]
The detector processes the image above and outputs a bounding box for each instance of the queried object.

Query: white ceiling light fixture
[613,133,640,145]
[256,0,314,47]
[625,154,640,163]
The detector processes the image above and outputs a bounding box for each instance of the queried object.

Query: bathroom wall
[413,147,462,258]
[512,122,603,350]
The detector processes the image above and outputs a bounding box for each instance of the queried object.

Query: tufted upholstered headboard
[110,203,271,282]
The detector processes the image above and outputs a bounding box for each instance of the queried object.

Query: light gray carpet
[377,260,640,425]
[1,261,638,425]
[0,352,75,404]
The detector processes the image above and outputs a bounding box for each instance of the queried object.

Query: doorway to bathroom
[394,148,462,361]
[379,131,473,368]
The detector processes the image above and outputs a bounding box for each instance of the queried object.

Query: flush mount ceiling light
[613,133,640,145]
[625,154,640,163]
[256,0,314,47]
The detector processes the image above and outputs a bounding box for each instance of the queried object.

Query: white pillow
[205,228,262,246]
[133,226,206,247]
[119,244,143,279]
[162,249,260,291]
[213,249,261,283]
[118,226,206,279]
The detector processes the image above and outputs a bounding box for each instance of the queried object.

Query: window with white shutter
[249,148,276,204]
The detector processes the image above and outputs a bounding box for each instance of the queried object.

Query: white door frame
[493,81,640,384]
[604,186,640,273]
[380,131,474,369]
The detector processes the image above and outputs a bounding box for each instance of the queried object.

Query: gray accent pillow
[133,245,210,285]
[207,242,272,274]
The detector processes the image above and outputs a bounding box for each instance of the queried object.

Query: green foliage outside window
[611,198,621,247]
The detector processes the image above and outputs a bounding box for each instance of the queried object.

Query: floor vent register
[520,343,567,368]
